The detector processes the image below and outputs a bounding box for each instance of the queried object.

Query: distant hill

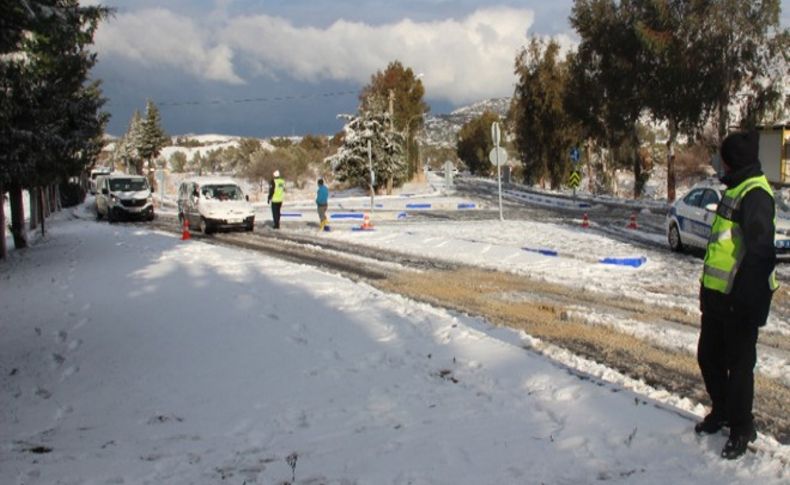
[424,98,511,147]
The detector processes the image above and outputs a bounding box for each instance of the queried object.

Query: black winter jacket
[701,164,776,326]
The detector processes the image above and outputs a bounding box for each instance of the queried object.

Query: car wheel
[95,207,102,221]
[668,223,683,252]
[245,220,254,232]
[107,208,114,224]
[200,217,213,235]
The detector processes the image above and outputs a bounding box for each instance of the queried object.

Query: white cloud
[222,7,536,104]
[94,7,579,104]
[94,8,244,85]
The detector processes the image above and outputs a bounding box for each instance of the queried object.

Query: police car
[666,179,790,257]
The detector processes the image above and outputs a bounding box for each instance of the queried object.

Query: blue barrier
[599,256,647,268]
[281,212,303,218]
[522,247,559,257]
[457,203,476,209]
[406,203,432,209]
[330,213,364,220]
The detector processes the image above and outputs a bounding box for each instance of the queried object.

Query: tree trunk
[585,139,594,194]
[29,188,38,231]
[9,184,27,249]
[386,176,393,195]
[609,150,618,196]
[632,128,642,200]
[53,184,61,212]
[718,97,729,143]
[666,120,678,203]
[39,187,46,237]
[0,184,7,260]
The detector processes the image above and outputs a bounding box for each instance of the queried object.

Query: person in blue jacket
[316,178,329,230]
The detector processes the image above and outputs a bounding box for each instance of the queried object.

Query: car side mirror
[101,188,108,195]
[193,189,199,198]
[704,203,717,212]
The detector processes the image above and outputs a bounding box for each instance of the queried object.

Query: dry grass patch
[378,267,790,443]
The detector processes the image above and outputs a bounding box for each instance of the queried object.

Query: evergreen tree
[327,106,405,193]
[510,38,580,189]
[125,110,144,174]
[456,111,500,177]
[568,0,648,197]
[360,61,429,179]
[696,0,786,136]
[139,100,169,164]
[634,0,718,201]
[0,0,110,253]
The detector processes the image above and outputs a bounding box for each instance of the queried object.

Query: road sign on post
[568,171,581,188]
[490,122,506,222]
[367,140,375,221]
[570,147,581,197]
[488,147,508,166]
[570,147,580,164]
[491,122,501,147]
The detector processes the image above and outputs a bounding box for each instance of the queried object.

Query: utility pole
[388,89,395,128]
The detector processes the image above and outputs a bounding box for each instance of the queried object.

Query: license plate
[228,218,242,224]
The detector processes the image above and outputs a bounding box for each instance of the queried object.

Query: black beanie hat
[720,130,760,170]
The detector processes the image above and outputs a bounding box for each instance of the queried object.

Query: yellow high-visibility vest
[701,174,779,293]
[271,177,285,203]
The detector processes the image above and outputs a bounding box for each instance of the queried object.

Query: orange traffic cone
[181,217,191,240]
[627,212,638,230]
[361,213,372,230]
[581,212,589,229]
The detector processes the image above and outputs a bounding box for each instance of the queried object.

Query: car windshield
[109,178,148,191]
[201,184,244,201]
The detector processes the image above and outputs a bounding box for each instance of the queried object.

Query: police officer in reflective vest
[696,131,778,459]
[267,170,285,229]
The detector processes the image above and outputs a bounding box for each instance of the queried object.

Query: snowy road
[151,199,790,443]
[1,210,789,484]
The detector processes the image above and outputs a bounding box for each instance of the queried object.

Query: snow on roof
[182,176,240,185]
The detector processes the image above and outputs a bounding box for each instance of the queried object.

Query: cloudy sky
[88,1,789,138]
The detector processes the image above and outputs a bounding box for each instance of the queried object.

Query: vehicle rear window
[109,178,149,191]
[683,189,704,207]
[201,184,244,201]
[700,190,720,208]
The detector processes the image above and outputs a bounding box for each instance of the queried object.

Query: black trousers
[697,290,759,436]
[271,202,282,229]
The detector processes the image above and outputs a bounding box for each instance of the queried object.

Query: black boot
[694,414,726,435]
[721,429,757,460]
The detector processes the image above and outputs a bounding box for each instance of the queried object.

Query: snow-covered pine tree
[111,134,135,173]
[139,100,168,164]
[125,110,144,174]
[328,106,405,193]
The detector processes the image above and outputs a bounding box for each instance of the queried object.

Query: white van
[95,174,154,222]
[89,167,113,194]
[177,177,255,234]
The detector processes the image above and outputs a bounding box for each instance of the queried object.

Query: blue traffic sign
[570,147,580,163]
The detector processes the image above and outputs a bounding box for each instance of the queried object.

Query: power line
[156,90,359,108]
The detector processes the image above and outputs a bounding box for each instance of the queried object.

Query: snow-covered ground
[1,191,789,483]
